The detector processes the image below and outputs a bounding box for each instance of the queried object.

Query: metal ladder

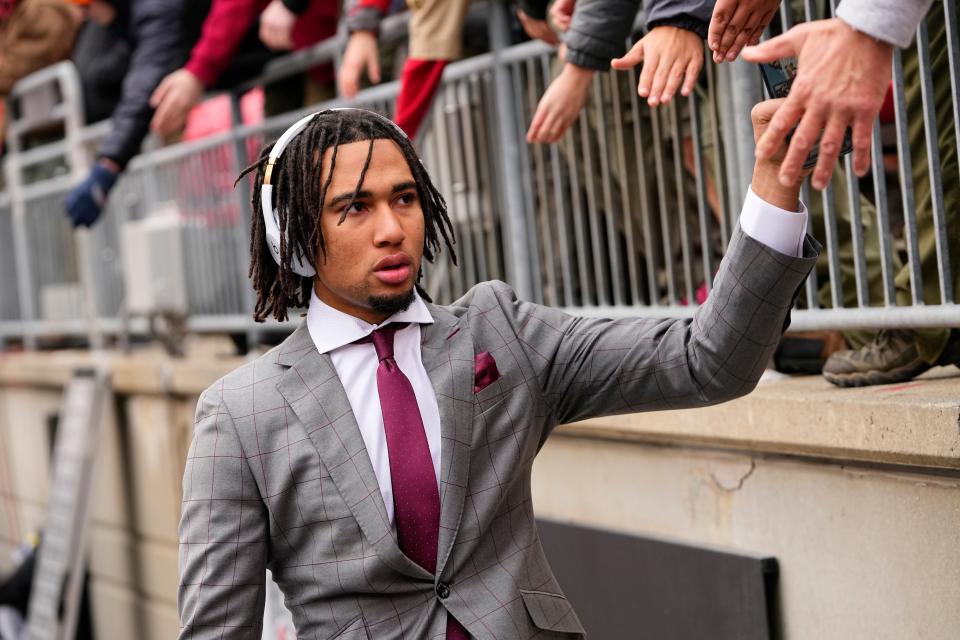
[24,367,109,640]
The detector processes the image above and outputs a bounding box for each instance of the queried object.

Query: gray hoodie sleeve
[646,0,713,38]
[563,0,640,70]
[344,0,384,33]
[564,0,712,71]
[835,0,935,48]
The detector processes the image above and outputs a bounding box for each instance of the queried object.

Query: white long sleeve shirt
[837,0,935,49]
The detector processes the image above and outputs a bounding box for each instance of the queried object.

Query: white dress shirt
[306,289,442,526]
[304,187,808,526]
[739,186,809,258]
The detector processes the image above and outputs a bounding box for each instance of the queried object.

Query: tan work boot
[823,329,931,388]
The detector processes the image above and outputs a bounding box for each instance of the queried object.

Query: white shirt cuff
[739,185,809,258]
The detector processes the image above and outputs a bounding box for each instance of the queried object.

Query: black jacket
[83,0,192,168]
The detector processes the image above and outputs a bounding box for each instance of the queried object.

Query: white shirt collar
[306,288,434,354]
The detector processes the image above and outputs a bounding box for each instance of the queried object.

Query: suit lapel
[275,322,431,580]
[421,305,476,578]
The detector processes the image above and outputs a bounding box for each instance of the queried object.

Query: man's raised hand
[611,26,704,107]
[708,0,780,63]
[742,18,893,189]
[750,98,806,210]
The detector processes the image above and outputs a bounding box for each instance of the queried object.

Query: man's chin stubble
[368,287,416,317]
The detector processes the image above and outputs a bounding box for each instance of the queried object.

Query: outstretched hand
[750,98,806,210]
[64,160,119,228]
[742,18,893,189]
[339,30,381,98]
[517,9,560,46]
[526,63,593,143]
[611,26,704,107]
[549,0,575,32]
[708,0,779,63]
[149,69,204,136]
[259,0,297,51]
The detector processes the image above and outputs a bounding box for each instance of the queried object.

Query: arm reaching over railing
[482,100,818,431]
[742,18,894,190]
[737,0,935,190]
[529,0,711,143]
[65,0,189,228]
[707,0,780,63]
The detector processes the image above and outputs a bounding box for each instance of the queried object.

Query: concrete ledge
[560,367,960,470]
[3,351,959,469]
[0,347,244,395]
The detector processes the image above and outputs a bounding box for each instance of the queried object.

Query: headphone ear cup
[261,185,282,263]
[261,185,317,278]
[289,254,317,278]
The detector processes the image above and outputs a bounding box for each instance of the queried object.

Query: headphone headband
[259,108,411,277]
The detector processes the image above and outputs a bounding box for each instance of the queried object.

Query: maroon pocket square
[474,351,501,393]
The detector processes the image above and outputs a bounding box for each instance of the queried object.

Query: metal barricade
[0,194,20,325]
[419,66,506,301]
[0,0,957,349]
[508,0,960,331]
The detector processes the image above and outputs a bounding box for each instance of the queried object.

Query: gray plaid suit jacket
[178,228,818,639]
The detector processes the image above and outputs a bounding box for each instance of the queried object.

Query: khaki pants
[407,0,471,60]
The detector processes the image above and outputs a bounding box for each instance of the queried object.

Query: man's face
[313,138,426,324]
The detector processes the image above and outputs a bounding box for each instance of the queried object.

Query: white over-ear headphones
[259,108,412,278]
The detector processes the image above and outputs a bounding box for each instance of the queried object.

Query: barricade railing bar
[0,0,957,350]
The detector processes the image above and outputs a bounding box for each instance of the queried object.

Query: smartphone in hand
[758,58,853,169]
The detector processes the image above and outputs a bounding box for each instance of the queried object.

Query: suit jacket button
[436,583,451,599]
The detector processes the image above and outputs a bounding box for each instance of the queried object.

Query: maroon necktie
[361,324,470,639]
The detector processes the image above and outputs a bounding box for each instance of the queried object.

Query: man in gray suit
[178,103,818,639]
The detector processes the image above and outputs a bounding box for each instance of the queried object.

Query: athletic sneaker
[823,329,960,388]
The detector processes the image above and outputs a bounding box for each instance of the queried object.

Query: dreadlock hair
[237,109,457,322]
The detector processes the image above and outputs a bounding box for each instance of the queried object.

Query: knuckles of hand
[749,103,771,123]
[789,77,813,99]
[790,132,811,148]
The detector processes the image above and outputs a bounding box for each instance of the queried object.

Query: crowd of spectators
[0,0,954,390]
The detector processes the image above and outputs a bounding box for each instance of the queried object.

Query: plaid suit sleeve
[491,227,818,426]
[178,384,269,640]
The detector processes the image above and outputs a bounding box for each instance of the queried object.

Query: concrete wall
[1,350,958,639]
[0,350,231,639]
[534,439,960,639]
